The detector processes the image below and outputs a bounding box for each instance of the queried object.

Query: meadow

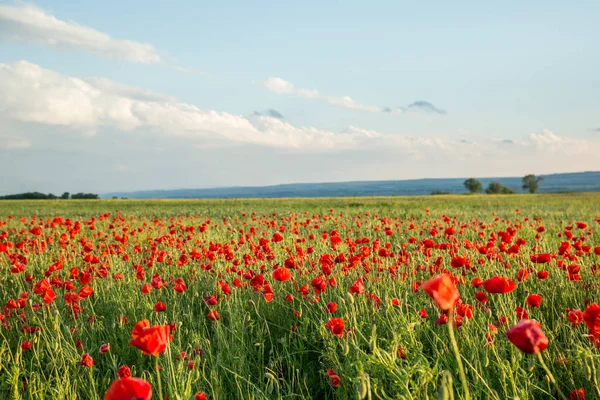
[0,194,599,399]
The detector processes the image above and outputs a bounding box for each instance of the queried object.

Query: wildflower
[129,320,171,355]
[325,318,345,338]
[483,276,516,294]
[104,377,152,400]
[421,274,459,311]
[506,320,548,354]
[272,267,292,282]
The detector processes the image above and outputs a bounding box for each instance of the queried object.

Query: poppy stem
[155,356,164,400]
[536,352,566,400]
[447,311,470,400]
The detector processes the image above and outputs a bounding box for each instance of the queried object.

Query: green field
[2,192,599,218]
[0,194,599,399]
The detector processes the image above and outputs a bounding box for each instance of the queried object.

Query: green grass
[0,194,599,399]
[1,192,599,218]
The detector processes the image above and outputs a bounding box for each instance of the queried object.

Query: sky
[0,0,599,195]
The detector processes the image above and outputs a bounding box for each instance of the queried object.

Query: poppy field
[0,194,599,400]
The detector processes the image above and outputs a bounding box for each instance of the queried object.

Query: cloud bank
[263,77,446,115]
[0,4,161,63]
[0,61,385,149]
[1,61,598,181]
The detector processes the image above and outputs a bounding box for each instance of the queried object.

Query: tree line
[0,192,99,200]
[463,174,543,194]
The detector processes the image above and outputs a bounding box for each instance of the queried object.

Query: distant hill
[103,171,600,199]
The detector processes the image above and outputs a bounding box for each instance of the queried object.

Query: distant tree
[61,192,70,199]
[522,174,543,193]
[0,192,56,200]
[485,182,515,194]
[0,191,100,200]
[431,190,451,195]
[463,178,483,194]
[71,193,100,199]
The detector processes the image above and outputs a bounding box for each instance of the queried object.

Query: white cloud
[262,77,446,115]
[262,77,380,112]
[0,61,393,149]
[530,129,565,145]
[1,60,599,181]
[324,95,381,113]
[0,4,161,63]
[528,129,588,154]
[263,77,297,94]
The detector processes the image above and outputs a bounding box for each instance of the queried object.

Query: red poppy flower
[505,319,548,354]
[570,388,586,400]
[329,374,341,387]
[567,309,583,326]
[397,345,407,359]
[117,365,131,379]
[129,320,171,356]
[43,288,56,304]
[537,271,549,280]
[348,277,365,295]
[583,303,600,341]
[471,277,483,287]
[530,254,551,264]
[526,294,542,308]
[21,340,32,351]
[475,291,488,304]
[326,302,337,313]
[79,353,94,367]
[207,310,220,321]
[104,377,152,400]
[451,256,468,268]
[204,296,218,306]
[516,269,529,282]
[78,286,94,300]
[325,318,345,338]
[154,302,167,312]
[141,284,152,295]
[195,392,208,400]
[457,303,473,320]
[272,267,292,282]
[421,274,459,311]
[262,284,274,302]
[311,277,327,294]
[174,278,187,292]
[483,276,516,294]
[34,279,50,295]
[325,368,340,387]
[515,306,529,320]
[99,343,110,354]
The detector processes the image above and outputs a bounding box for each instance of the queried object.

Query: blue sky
[1,1,599,194]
